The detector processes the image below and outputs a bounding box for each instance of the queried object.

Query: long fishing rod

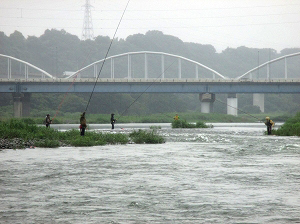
[52,1,131,121]
[85,0,131,113]
[215,98,262,121]
[116,60,177,120]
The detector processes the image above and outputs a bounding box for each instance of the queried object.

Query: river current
[1,123,300,223]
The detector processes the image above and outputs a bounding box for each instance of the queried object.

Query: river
[1,123,300,223]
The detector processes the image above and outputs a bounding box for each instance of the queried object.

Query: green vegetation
[1,29,300,117]
[129,129,165,144]
[171,120,211,128]
[1,111,289,125]
[0,111,295,128]
[150,125,162,129]
[0,119,165,149]
[272,112,300,136]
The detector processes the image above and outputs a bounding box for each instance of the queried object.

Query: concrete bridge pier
[13,93,23,118]
[253,93,264,112]
[12,93,31,117]
[227,93,238,116]
[199,93,215,113]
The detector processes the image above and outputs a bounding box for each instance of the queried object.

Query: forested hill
[0,29,299,116]
[1,29,300,78]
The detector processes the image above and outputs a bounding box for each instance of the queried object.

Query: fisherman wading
[265,116,275,135]
[80,112,87,136]
[111,113,116,129]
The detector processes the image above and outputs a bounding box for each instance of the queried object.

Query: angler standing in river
[80,112,87,136]
[265,116,275,135]
[111,113,116,129]
[45,114,52,128]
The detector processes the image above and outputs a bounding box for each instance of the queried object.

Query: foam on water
[0,124,299,223]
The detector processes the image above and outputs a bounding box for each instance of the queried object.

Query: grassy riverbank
[272,112,300,136]
[171,120,212,128]
[0,119,165,149]
[0,111,293,125]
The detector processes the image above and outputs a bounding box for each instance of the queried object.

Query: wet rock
[0,138,35,149]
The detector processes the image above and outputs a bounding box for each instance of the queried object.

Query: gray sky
[1,0,300,52]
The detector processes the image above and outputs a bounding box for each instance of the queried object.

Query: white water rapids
[1,123,300,223]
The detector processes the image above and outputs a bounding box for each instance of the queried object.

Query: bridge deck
[1,78,300,93]
[1,78,300,83]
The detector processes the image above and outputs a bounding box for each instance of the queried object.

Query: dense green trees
[0,29,299,116]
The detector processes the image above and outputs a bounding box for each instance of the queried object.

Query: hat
[266,117,270,120]
[47,114,50,116]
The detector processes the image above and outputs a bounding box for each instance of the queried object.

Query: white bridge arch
[237,52,300,80]
[65,51,226,80]
[0,54,54,79]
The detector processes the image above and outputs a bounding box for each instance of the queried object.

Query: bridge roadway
[0,78,300,94]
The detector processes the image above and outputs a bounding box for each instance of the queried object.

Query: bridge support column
[13,93,23,118]
[227,93,238,116]
[253,93,264,113]
[22,93,31,117]
[199,93,215,113]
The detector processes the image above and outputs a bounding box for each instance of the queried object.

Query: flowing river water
[1,123,300,223]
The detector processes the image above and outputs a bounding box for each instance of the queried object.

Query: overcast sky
[1,0,300,52]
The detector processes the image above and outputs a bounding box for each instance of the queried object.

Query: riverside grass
[129,129,165,144]
[271,112,300,136]
[0,119,165,149]
[171,120,211,129]
[0,111,293,124]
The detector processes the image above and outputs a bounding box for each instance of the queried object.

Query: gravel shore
[0,138,70,149]
[0,138,35,149]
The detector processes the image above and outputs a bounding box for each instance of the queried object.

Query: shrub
[272,112,300,136]
[150,125,162,129]
[70,136,96,147]
[172,120,210,128]
[102,133,129,144]
[195,121,210,128]
[129,129,165,144]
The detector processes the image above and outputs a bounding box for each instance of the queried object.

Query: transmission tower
[81,0,94,40]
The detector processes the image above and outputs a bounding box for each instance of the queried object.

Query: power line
[1,3,299,12]
[2,11,299,21]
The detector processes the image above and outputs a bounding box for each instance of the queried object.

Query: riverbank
[272,112,300,136]
[0,119,165,149]
[0,111,293,125]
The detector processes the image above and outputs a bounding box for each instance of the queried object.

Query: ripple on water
[1,125,300,223]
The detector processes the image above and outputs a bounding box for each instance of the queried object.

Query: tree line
[0,29,299,115]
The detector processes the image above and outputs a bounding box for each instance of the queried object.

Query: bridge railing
[236,52,300,80]
[0,54,55,80]
[65,51,226,80]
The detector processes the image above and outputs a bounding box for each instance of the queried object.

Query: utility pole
[81,0,94,40]
[257,50,260,79]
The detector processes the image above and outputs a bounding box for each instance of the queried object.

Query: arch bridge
[0,54,54,79]
[237,52,300,80]
[65,51,227,80]
[233,52,300,115]
[0,51,299,117]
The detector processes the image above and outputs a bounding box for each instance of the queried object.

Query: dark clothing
[80,113,87,136]
[110,114,116,130]
[265,119,274,135]
[266,125,272,135]
[45,116,52,128]
[80,126,86,136]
